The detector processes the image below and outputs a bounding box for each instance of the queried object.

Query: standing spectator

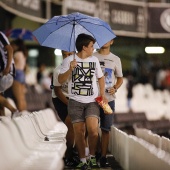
[11,39,27,111]
[0,31,18,116]
[94,39,123,167]
[41,71,53,92]
[52,50,78,167]
[58,34,107,169]
[36,63,46,84]
[126,70,135,112]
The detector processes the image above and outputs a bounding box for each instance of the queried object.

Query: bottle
[95,96,113,114]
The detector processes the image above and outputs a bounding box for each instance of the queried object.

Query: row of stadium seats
[116,80,170,121]
[0,108,67,170]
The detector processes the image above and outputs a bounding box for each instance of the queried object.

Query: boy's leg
[100,100,115,167]
[101,129,110,156]
[86,117,99,156]
[68,99,87,160]
[85,102,100,168]
[73,122,86,159]
[52,97,77,166]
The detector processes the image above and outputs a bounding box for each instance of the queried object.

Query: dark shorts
[14,70,25,84]
[52,97,68,122]
[68,99,100,123]
[100,100,115,131]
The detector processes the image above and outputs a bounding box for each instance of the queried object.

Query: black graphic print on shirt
[71,62,96,96]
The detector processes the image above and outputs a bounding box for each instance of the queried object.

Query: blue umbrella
[33,12,116,52]
[5,28,36,41]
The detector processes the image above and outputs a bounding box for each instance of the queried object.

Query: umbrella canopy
[33,12,116,52]
[5,28,36,41]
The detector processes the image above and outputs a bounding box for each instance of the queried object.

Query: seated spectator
[0,31,18,117]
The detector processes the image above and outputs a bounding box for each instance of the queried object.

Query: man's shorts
[68,99,100,123]
[100,100,115,131]
[52,97,68,122]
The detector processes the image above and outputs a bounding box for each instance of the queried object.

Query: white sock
[85,147,89,157]
[80,158,87,163]
[89,154,95,159]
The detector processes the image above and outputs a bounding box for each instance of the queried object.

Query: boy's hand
[101,94,108,104]
[99,95,113,114]
[70,59,77,71]
[107,87,117,95]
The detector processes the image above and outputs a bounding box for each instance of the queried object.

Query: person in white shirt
[58,34,107,169]
[94,39,123,167]
[52,50,78,167]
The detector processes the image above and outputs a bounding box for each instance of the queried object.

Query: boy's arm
[54,86,68,105]
[98,76,108,103]
[114,77,123,90]
[58,59,77,84]
[58,68,72,84]
[3,44,13,75]
[108,77,123,95]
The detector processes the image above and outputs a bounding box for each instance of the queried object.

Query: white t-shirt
[93,52,123,101]
[52,65,69,98]
[60,54,103,103]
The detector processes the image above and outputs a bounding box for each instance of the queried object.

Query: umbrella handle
[73,19,76,60]
[73,53,76,59]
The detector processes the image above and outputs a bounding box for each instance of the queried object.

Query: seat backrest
[41,108,59,129]
[1,117,30,155]
[13,116,40,149]
[27,113,46,139]
[0,122,23,170]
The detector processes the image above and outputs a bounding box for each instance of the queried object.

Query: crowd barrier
[0,108,67,170]
[110,126,170,170]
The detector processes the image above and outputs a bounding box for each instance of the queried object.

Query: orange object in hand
[95,96,113,114]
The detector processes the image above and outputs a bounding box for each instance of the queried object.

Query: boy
[94,39,123,167]
[58,34,107,169]
[52,50,78,167]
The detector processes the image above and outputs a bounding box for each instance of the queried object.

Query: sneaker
[72,147,79,157]
[88,157,100,168]
[95,152,101,162]
[75,162,90,170]
[100,156,111,167]
[64,157,79,167]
